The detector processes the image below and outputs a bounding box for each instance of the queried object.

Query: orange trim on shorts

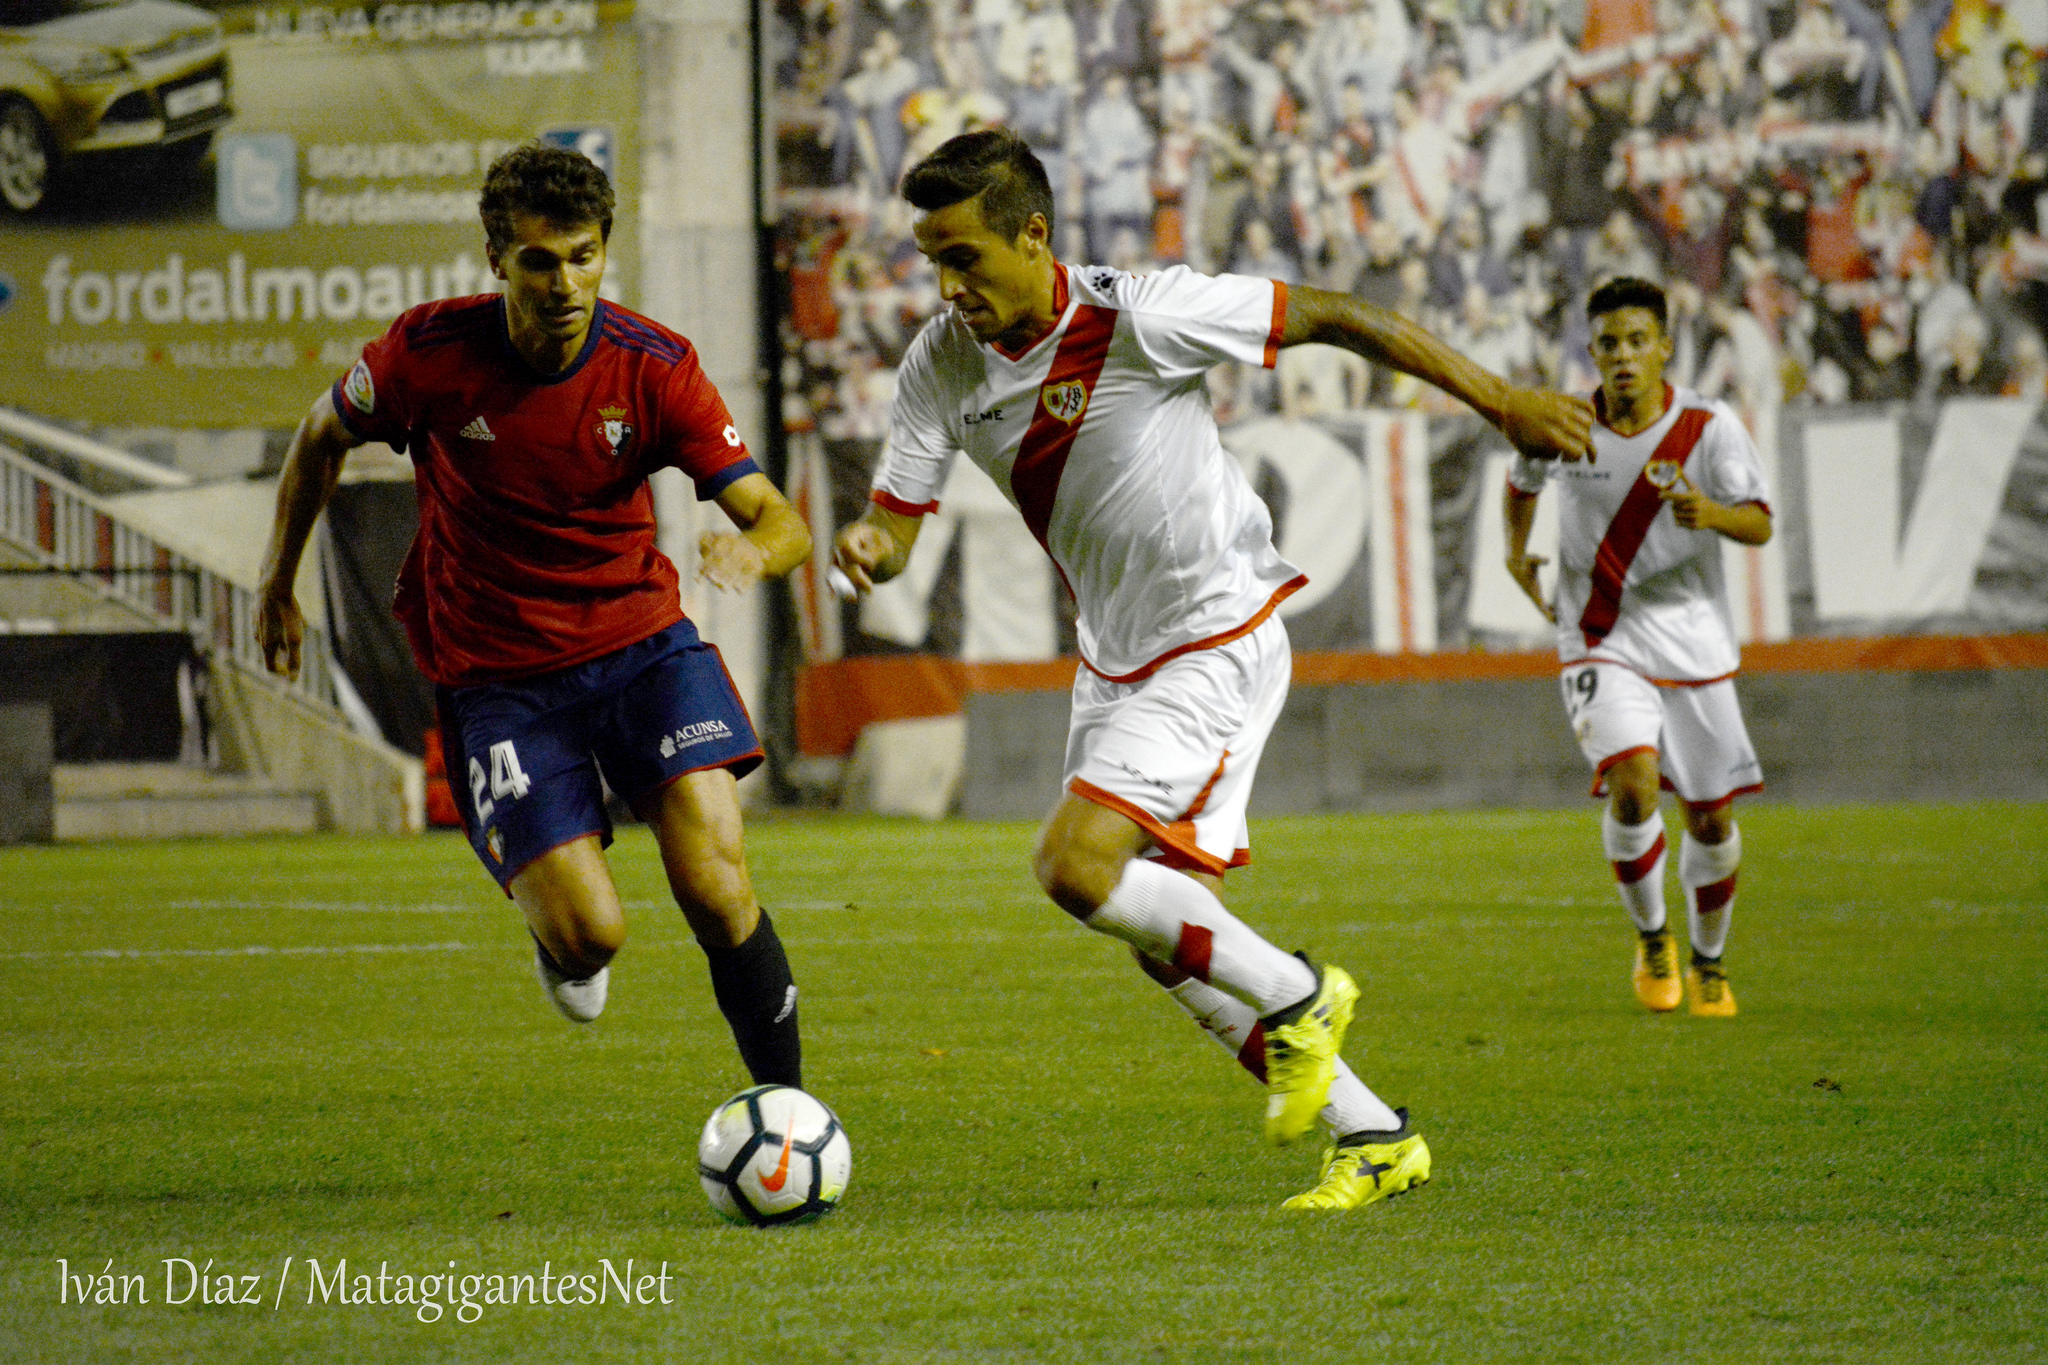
[1573,658,1739,688]
[1069,778,1230,876]
[1646,670,1738,688]
[1589,744,1659,798]
[1081,576,1306,685]
[1146,845,1252,874]
[1186,752,1230,818]
[1682,781,1764,811]
[1164,749,1231,861]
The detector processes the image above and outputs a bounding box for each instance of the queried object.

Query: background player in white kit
[834,130,1594,1209]
[1504,277,1773,1018]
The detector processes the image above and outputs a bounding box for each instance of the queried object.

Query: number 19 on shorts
[468,740,532,821]
[1563,666,1599,722]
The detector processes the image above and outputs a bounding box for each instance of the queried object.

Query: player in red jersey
[255,145,815,1090]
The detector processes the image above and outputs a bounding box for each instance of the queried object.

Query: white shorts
[1560,661,1764,808]
[1065,617,1290,876]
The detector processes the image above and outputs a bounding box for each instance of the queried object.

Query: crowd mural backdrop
[770,0,2048,662]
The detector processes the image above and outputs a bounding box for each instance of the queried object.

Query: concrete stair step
[54,762,280,800]
[53,763,322,840]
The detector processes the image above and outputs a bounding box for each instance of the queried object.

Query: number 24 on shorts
[468,740,532,820]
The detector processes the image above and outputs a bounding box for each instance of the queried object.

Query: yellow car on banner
[0,0,232,212]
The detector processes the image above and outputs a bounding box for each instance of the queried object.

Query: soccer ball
[696,1084,851,1226]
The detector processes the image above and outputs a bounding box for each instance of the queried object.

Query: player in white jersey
[1504,277,1773,1019]
[832,130,1594,1209]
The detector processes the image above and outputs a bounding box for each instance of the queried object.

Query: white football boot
[534,939,608,1023]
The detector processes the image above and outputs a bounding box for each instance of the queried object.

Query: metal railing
[0,437,340,713]
[0,407,195,491]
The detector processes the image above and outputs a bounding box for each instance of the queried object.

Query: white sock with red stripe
[1087,859,1317,1014]
[1680,826,1741,959]
[1602,807,1669,933]
[1162,975,1403,1136]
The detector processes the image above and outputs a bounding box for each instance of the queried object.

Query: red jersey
[332,296,758,687]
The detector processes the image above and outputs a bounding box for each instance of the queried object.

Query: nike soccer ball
[696,1084,851,1226]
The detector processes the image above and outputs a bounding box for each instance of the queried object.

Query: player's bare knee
[1686,802,1734,843]
[1611,788,1656,825]
[1607,754,1661,824]
[554,918,624,976]
[1032,836,1118,921]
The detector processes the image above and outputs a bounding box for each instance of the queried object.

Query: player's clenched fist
[1657,477,1714,530]
[1499,389,1597,464]
[698,531,769,593]
[1505,551,1556,623]
[255,590,304,681]
[832,521,898,593]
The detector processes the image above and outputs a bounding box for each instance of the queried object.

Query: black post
[0,703,55,844]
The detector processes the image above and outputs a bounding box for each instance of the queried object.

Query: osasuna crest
[1041,380,1088,425]
[596,403,635,458]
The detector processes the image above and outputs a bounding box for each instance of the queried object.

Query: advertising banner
[0,0,639,427]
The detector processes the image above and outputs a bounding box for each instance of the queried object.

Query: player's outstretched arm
[257,390,360,681]
[830,505,924,593]
[701,473,813,593]
[1502,483,1556,624]
[1281,285,1596,463]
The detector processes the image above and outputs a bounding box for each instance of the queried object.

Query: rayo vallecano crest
[1040,379,1088,425]
[1643,458,1686,490]
[596,404,635,458]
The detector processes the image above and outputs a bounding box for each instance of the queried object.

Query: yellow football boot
[1261,961,1358,1147]
[1686,956,1738,1017]
[1633,929,1682,1013]
[1283,1116,1432,1211]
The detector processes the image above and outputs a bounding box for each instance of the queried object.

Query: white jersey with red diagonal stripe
[873,263,1306,682]
[1507,386,1770,683]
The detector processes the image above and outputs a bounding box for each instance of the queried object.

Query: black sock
[704,910,802,1088]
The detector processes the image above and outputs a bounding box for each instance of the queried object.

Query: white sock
[1087,859,1317,1014]
[1680,826,1741,960]
[1602,806,1669,933]
[1163,976,1404,1136]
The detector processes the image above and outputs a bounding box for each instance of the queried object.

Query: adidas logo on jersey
[460,417,495,441]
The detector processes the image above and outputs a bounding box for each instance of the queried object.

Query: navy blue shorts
[436,619,762,889]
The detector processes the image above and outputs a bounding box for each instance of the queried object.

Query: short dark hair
[900,129,1056,242]
[1586,275,1668,329]
[479,143,615,254]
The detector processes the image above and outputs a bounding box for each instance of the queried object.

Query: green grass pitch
[1,803,2044,1362]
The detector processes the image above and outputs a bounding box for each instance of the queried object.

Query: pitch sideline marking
[164,899,478,913]
[0,941,481,962]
